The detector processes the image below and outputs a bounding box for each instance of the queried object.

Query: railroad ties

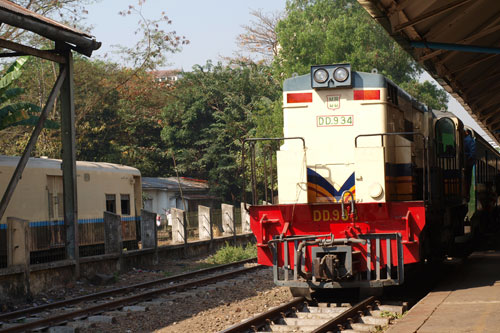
[222,297,405,332]
[0,259,260,333]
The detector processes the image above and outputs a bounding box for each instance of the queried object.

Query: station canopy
[358,0,500,145]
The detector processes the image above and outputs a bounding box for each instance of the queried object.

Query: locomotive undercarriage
[268,232,405,290]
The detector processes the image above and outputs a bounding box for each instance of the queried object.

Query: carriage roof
[0,155,141,175]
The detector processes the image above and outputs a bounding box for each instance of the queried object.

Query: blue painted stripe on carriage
[307,168,355,199]
[27,216,139,227]
[29,220,64,227]
[78,218,104,224]
[385,163,413,177]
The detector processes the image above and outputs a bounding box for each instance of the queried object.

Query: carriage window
[106,194,116,213]
[436,118,456,157]
[121,194,130,215]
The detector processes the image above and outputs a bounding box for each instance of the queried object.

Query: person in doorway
[464,129,476,202]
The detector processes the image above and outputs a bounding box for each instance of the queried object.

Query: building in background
[149,69,182,85]
[142,177,217,223]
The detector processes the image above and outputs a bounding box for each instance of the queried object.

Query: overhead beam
[0,37,66,63]
[0,8,100,56]
[0,66,67,222]
[394,0,475,32]
[450,53,498,75]
[411,41,500,54]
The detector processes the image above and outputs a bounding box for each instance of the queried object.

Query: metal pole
[250,143,257,205]
[58,47,79,277]
[269,146,275,204]
[263,149,268,204]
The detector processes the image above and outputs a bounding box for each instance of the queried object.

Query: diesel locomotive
[246,64,500,294]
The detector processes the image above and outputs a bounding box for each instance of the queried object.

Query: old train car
[0,156,142,266]
[247,64,500,295]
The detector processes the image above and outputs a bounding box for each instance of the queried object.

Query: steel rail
[0,264,263,333]
[311,296,376,333]
[220,297,306,333]
[0,258,256,322]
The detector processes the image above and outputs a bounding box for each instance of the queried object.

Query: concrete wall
[0,233,255,302]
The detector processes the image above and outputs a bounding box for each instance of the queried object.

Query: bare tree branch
[237,9,283,60]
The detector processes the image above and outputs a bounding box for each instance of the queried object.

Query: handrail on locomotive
[354,132,430,203]
[241,137,306,211]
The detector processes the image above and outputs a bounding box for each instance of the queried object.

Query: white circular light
[369,183,383,199]
[334,67,349,82]
[313,68,329,83]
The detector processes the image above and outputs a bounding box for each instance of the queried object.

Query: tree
[0,56,58,130]
[236,9,283,62]
[275,0,418,83]
[274,0,448,107]
[161,61,281,202]
[114,1,189,70]
[400,80,449,111]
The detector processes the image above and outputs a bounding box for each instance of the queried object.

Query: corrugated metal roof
[0,0,92,38]
[358,0,500,145]
[142,177,209,190]
[0,0,101,56]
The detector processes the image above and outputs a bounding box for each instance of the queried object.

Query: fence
[0,203,252,270]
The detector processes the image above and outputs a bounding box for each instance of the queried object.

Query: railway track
[0,258,260,333]
[221,295,405,332]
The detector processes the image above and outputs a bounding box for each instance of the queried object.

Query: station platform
[387,250,500,333]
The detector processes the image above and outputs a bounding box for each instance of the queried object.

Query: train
[247,64,500,296]
[0,155,142,266]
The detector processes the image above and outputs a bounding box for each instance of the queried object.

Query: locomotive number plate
[317,115,353,127]
[313,209,349,222]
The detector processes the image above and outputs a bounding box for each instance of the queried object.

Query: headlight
[333,67,349,82]
[313,68,329,83]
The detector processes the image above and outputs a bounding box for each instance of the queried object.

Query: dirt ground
[1,255,248,312]
[82,268,292,333]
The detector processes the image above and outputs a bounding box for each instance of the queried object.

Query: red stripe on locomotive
[250,202,425,272]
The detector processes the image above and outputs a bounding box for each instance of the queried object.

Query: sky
[85,0,287,70]
[84,0,491,143]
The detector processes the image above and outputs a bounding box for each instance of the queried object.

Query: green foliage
[400,80,449,110]
[161,61,281,202]
[0,56,58,131]
[205,242,257,265]
[275,0,419,84]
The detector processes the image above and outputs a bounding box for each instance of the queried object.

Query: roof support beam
[487,117,500,129]
[478,110,498,124]
[0,37,66,63]
[484,110,500,125]
[0,65,67,223]
[450,53,498,75]
[394,0,475,32]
